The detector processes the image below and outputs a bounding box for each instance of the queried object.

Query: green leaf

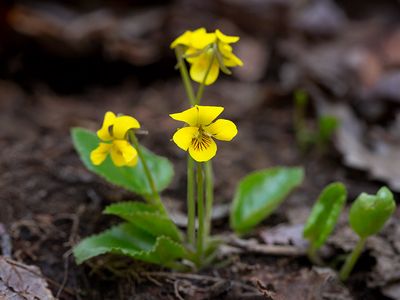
[71,128,174,196]
[317,115,339,143]
[294,89,309,108]
[350,186,396,238]
[303,182,347,249]
[73,223,188,266]
[104,202,183,242]
[230,167,304,233]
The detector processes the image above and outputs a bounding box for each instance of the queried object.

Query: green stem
[307,245,323,265]
[195,50,216,104]
[129,131,166,214]
[196,162,205,266]
[187,156,196,247]
[204,161,214,240]
[294,91,311,150]
[175,47,198,248]
[164,261,189,272]
[339,237,366,281]
[175,47,196,106]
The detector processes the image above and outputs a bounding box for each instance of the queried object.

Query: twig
[222,234,306,257]
[56,205,85,298]
[174,280,185,300]
[141,271,260,295]
[56,251,71,299]
[145,274,163,287]
[256,280,278,300]
[0,223,12,257]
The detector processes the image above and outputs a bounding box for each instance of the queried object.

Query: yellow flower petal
[188,135,217,162]
[219,42,232,52]
[185,47,202,64]
[171,28,215,50]
[170,30,192,49]
[223,52,243,67]
[170,107,198,126]
[191,28,216,49]
[189,54,220,85]
[110,140,138,167]
[215,29,239,44]
[218,43,243,67]
[112,116,141,140]
[97,111,116,141]
[205,119,238,141]
[170,105,224,126]
[90,143,112,165]
[172,127,198,150]
[197,105,224,125]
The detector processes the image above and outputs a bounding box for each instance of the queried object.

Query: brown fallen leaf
[367,235,400,288]
[382,28,400,67]
[233,37,269,82]
[382,283,400,300]
[292,0,347,37]
[221,234,306,257]
[279,20,388,97]
[247,267,352,300]
[164,196,230,228]
[328,208,400,299]
[314,97,400,192]
[366,212,400,291]
[370,71,400,103]
[7,3,164,64]
[259,223,308,251]
[0,256,54,300]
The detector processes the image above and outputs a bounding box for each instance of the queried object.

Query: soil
[1,1,399,299]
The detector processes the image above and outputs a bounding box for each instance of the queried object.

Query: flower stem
[339,237,366,281]
[176,47,198,248]
[196,162,205,266]
[187,156,196,247]
[129,131,166,214]
[175,47,196,106]
[195,50,216,104]
[307,245,323,265]
[204,161,214,240]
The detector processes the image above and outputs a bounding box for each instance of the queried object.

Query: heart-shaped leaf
[230,167,304,233]
[350,186,396,238]
[104,202,183,242]
[71,128,174,196]
[73,223,188,266]
[303,182,347,249]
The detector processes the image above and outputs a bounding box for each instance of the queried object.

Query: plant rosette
[72,28,306,271]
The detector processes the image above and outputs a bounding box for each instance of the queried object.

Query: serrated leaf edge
[73,224,187,265]
[104,204,183,242]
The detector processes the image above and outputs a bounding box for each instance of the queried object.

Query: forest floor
[1,0,400,299]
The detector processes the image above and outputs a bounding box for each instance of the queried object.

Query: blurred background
[1,0,400,299]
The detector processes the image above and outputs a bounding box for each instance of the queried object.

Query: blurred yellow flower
[171,28,243,85]
[170,105,237,162]
[170,28,215,50]
[90,112,140,167]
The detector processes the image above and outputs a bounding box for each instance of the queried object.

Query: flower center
[192,132,212,151]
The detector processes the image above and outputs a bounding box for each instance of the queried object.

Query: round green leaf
[350,186,396,238]
[71,128,174,196]
[230,167,304,233]
[303,182,347,249]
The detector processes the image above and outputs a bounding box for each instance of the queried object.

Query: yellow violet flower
[90,111,140,167]
[171,28,243,85]
[170,27,215,50]
[170,105,238,162]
